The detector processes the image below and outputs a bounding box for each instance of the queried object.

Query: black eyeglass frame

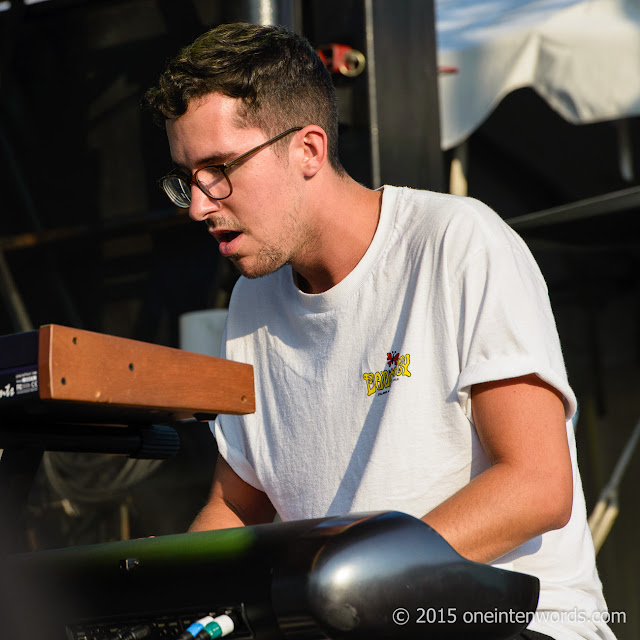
[160,126,303,207]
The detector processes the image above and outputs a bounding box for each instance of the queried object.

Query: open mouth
[219,230,241,242]
[214,229,244,258]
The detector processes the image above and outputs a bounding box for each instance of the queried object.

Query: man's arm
[422,373,573,563]
[189,454,276,532]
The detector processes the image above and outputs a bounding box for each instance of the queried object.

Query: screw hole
[72,337,77,345]
[61,377,66,385]
[129,363,134,371]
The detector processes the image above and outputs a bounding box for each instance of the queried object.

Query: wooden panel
[37,324,254,419]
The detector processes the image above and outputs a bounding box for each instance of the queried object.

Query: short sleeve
[212,417,265,491]
[450,219,577,422]
[210,297,265,492]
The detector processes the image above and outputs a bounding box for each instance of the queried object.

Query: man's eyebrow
[172,151,237,172]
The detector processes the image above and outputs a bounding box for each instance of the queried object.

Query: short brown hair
[144,22,344,173]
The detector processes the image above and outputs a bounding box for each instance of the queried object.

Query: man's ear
[298,126,327,177]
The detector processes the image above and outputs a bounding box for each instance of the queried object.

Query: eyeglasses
[160,126,303,208]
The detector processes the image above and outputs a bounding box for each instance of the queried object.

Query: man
[145,22,614,640]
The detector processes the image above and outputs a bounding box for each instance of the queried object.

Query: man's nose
[188,183,221,222]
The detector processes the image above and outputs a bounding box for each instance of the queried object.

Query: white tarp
[436,0,640,149]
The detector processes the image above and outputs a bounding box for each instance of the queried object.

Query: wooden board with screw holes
[37,324,254,420]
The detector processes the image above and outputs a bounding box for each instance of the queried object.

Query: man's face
[166,92,311,279]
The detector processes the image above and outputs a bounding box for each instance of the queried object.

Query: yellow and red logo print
[363,351,411,396]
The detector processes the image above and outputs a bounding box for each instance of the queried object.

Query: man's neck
[291,179,383,294]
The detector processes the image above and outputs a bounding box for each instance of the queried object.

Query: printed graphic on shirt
[363,351,411,396]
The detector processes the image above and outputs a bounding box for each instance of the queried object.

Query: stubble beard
[233,207,312,280]
[236,244,289,279]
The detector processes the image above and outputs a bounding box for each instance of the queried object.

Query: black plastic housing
[7,511,539,640]
[271,511,539,639]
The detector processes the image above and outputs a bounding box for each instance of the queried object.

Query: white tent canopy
[436,0,640,150]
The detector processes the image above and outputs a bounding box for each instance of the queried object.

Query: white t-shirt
[214,185,614,640]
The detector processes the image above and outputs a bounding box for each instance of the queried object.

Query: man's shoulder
[388,186,509,246]
[388,186,500,227]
